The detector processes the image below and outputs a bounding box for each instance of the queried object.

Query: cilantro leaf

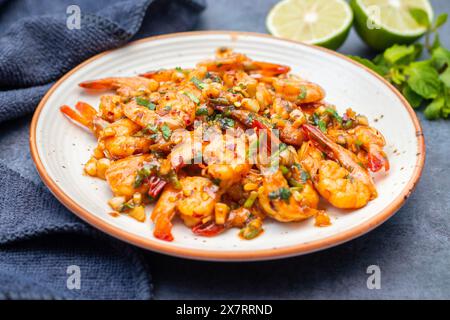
[406,62,441,99]
[424,97,445,120]
[384,44,418,65]
[403,85,423,108]
[439,68,450,88]
[349,55,387,76]
[431,46,450,71]
[434,13,448,30]
[409,8,431,28]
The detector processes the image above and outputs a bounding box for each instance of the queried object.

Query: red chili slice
[192,221,226,237]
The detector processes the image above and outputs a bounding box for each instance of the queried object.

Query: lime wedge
[266,0,353,50]
[351,0,434,51]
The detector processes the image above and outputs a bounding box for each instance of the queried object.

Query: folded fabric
[0,0,206,299]
[0,0,206,122]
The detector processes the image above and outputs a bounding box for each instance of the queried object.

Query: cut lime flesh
[266,0,353,50]
[351,0,434,51]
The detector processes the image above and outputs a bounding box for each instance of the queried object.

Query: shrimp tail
[302,124,337,160]
[247,61,291,77]
[79,78,116,90]
[60,102,96,129]
[153,211,175,242]
[303,124,377,199]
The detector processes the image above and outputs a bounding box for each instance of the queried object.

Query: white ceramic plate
[31,32,425,261]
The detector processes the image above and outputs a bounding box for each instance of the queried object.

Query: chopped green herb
[280,165,289,175]
[144,124,158,133]
[161,124,172,141]
[216,116,235,129]
[326,108,343,124]
[288,178,304,189]
[243,191,259,209]
[212,178,222,186]
[175,67,183,72]
[196,107,209,116]
[269,187,291,202]
[239,221,262,240]
[355,139,364,147]
[163,105,172,111]
[247,113,255,124]
[136,97,156,110]
[279,188,291,201]
[149,133,159,140]
[318,120,327,132]
[205,71,221,83]
[298,85,307,100]
[300,170,310,183]
[191,77,205,90]
[209,97,231,106]
[168,170,182,190]
[183,92,200,105]
[343,119,354,129]
[120,202,135,212]
[134,166,154,188]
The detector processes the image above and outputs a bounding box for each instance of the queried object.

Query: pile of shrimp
[61,48,389,241]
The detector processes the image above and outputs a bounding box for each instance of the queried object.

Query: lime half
[266,0,353,50]
[351,0,434,51]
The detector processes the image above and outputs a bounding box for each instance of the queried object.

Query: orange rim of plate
[30,31,425,261]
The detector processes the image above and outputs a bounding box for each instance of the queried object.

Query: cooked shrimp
[105,154,156,199]
[352,126,389,172]
[60,102,97,131]
[60,101,110,137]
[98,95,124,122]
[177,176,219,223]
[223,107,305,147]
[197,48,290,77]
[327,126,389,172]
[151,184,182,241]
[258,170,317,222]
[140,68,191,83]
[300,124,377,209]
[273,78,326,104]
[152,176,219,241]
[123,92,196,129]
[203,128,252,189]
[99,118,152,159]
[79,77,159,97]
[61,48,389,241]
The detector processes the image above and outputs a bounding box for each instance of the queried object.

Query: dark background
[0,0,448,299]
[149,0,450,299]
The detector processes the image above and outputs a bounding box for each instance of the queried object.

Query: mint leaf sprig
[349,9,450,120]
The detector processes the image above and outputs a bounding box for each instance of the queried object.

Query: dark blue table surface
[0,0,448,299]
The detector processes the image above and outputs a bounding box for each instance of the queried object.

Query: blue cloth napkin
[0,0,205,299]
